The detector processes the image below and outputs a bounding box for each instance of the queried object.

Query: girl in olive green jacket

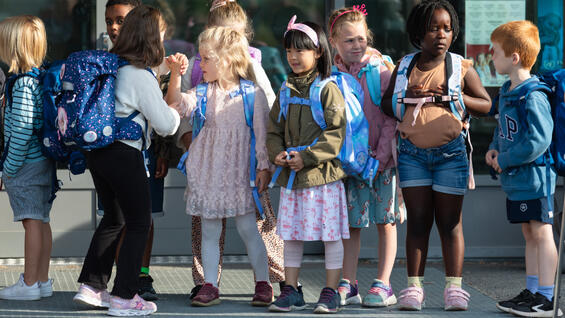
[267,16,348,314]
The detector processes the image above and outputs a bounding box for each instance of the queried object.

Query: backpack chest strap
[399,95,460,126]
[268,138,318,193]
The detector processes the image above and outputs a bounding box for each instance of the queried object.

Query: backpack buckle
[432,95,443,103]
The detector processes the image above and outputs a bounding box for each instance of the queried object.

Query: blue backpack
[269,71,379,193]
[176,79,265,217]
[42,50,149,175]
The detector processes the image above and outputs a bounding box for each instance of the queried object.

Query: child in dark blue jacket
[486,20,560,317]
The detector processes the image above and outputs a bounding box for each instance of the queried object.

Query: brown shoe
[251,281,273,306]
[191,283,220,306]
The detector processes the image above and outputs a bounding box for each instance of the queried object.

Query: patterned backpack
[43,50,149,175]
[269,71,379,193]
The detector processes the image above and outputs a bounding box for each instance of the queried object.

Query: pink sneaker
[107,294,157,316]
[397,286,425,311]
[444,286,470,311]
[73,284,110,308]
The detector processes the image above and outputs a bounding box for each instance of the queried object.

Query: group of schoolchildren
[0,0,561,317]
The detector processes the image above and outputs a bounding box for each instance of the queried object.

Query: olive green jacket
[267,70,347,189]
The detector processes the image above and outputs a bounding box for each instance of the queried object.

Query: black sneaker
[496,289,535,312]
[313,287,341,314]
[269,285,307,312]
[189,285,202,300]
[510,292,563,317]
[138,274,158,301]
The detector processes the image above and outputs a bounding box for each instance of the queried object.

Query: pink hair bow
[284,15,319,47]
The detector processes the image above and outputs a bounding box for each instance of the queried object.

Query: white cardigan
[114,65,180,151]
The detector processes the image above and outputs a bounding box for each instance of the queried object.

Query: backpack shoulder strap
[513,79,552,130]
[309,75,337,131]
[446,52,467,121]
[191,83,209,140]
[392,52,419,120]
[277,82,291,122]
[361,57,383,106]
[239,79,255,128]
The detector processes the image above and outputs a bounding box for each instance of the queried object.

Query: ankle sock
[538,285,554,301]
[407,276,424,288]
[141,267,150,275]
[526,275,539,294]
[445,276,462,288]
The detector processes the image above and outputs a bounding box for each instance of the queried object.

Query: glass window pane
[0,0,96,64]
[146,0,327,92]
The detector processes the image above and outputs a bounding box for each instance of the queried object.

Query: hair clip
[210,0,235,12]
[330,3,368,34]
[353,4,367,16]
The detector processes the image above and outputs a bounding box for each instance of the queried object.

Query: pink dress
[179,82,270,219]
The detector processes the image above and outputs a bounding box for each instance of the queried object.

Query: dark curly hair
[406,0,459,50]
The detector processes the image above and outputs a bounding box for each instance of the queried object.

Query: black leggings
[78,142,151,299]
[403,186,465,277]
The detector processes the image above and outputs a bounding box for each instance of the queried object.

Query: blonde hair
[328,7,373,46]
[0,15,47,73]
[207,0,253,41]
[198,26,256,83]
[490,20,540,70]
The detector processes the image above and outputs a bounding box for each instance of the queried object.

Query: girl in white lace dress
[165,26,272,306]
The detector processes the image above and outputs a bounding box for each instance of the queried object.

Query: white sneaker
[0,273,40,300]
[39,279,53,297]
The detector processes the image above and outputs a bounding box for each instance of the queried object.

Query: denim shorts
[397,135,469,195]
[2,159,54,223]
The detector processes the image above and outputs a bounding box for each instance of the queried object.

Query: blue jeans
[397,135,469,195]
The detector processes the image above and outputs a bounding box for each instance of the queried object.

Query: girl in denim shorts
[381,0,491,312]
[0,16,56,301]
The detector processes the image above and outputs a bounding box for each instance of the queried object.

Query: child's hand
[485,149,502,173]
[165,54,185,75]
[287,151,304,172]
[255,169,271,194]
[154,157,169,179]
[274,151,289,167]
[172,52,189,75]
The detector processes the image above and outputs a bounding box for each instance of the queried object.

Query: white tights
[284,240,344,269]
[201,212,269,286]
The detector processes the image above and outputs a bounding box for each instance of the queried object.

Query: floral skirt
[277,181,349,241]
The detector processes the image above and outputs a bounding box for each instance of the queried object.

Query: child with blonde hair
[166,25,272,307]
[327,5,405,308]
[177,0,283,299]
[0,15,55,301]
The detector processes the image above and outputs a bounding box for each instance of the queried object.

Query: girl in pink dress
[165,26,272,307]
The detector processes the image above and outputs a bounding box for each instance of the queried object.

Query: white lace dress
[179,82,270,219]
